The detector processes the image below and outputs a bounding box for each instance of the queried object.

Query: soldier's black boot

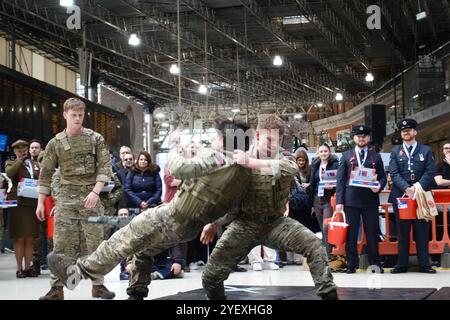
[320,289,339,300]
[92,285,116,299]
[39,287,64,300]
[205,285,227,300]
[30,261,41,276]
[127,294,145,300]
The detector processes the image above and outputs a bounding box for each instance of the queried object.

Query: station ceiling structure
[0,0,449,123]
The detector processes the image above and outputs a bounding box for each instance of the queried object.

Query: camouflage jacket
[38,128,111,195]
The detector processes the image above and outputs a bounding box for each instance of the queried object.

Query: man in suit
[388,118,436,273]
[336,125,387,273]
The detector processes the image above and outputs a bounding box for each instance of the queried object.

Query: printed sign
[349,168,380,189]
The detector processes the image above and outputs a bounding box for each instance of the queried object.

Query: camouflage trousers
[77,204,202,297]
[51,185,105,287]
[202,216,337,297]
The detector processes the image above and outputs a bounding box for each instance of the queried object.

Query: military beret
[351,125,371,136]
[11,139,29,149]
[396,118,417,131]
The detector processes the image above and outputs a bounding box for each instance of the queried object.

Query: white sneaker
[189,262,199,270]
[264,262,280,270]
[252,262,263,271]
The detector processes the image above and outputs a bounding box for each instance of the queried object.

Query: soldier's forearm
[38,193,47,205]
[93,181,105,195]
[243,158,272,173]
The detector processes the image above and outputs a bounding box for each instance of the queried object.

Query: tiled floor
[1,252,449,300]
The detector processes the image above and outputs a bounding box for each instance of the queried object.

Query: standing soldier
[389,118,436,273]
[36,97,115,300]
[335,125,387,273]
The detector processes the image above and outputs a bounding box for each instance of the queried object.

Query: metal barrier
[330,189,450,267]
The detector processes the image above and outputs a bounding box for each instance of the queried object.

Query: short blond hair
[256,114,286,136]
[63,97,86,112]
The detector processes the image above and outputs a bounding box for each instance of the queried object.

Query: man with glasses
[113,146,133,184]
[335,125,387,273]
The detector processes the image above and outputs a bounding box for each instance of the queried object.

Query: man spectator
[335,125,387,273]
[113,146,133,183]
[389,119,437,274]
[28,139,47,275]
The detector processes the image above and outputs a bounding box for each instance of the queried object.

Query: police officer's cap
[11,139,29,149]
[351,125,371,136]
[396,118,417,131]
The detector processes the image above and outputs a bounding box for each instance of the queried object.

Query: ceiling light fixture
[60,0,74,6]
[294,114,303,119]
[273,55,283,66]
[335,93,343,101]
[365,72,374,82]
[169,64,179,75]
[128,33,141,46]
[198,84,208,94]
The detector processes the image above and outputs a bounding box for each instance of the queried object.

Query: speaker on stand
[364,104,386,152]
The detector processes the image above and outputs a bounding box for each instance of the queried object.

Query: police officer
[389,118,436,273]
[336,125,387,273]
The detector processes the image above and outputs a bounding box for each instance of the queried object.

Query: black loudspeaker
[364,104,386,145]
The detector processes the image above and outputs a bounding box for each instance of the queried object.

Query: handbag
[289,179,312,212]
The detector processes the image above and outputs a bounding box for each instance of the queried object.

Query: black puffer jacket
[309,155,339,201]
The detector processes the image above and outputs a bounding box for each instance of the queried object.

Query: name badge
[419,154,424,161]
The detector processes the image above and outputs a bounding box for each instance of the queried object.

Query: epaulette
[55,132,66,140]
[55,132,70,151]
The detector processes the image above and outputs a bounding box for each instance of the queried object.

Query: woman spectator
[286,150,319,264]
[435,142,450,188]
[124,151,162,212]
[5,140,40,278]
[309,144,339,259]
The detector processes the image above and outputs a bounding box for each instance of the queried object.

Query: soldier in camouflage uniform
[48,119,251,299]
[36,97,115,300]
[201,114,338,300]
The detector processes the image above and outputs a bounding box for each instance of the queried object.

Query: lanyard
[318,164,327,181]
[355,147,368,168]
[402,143,417,173]
[24,159,34,178]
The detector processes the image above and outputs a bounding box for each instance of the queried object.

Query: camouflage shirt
[38,128,111,195]
[240,145,298,219]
